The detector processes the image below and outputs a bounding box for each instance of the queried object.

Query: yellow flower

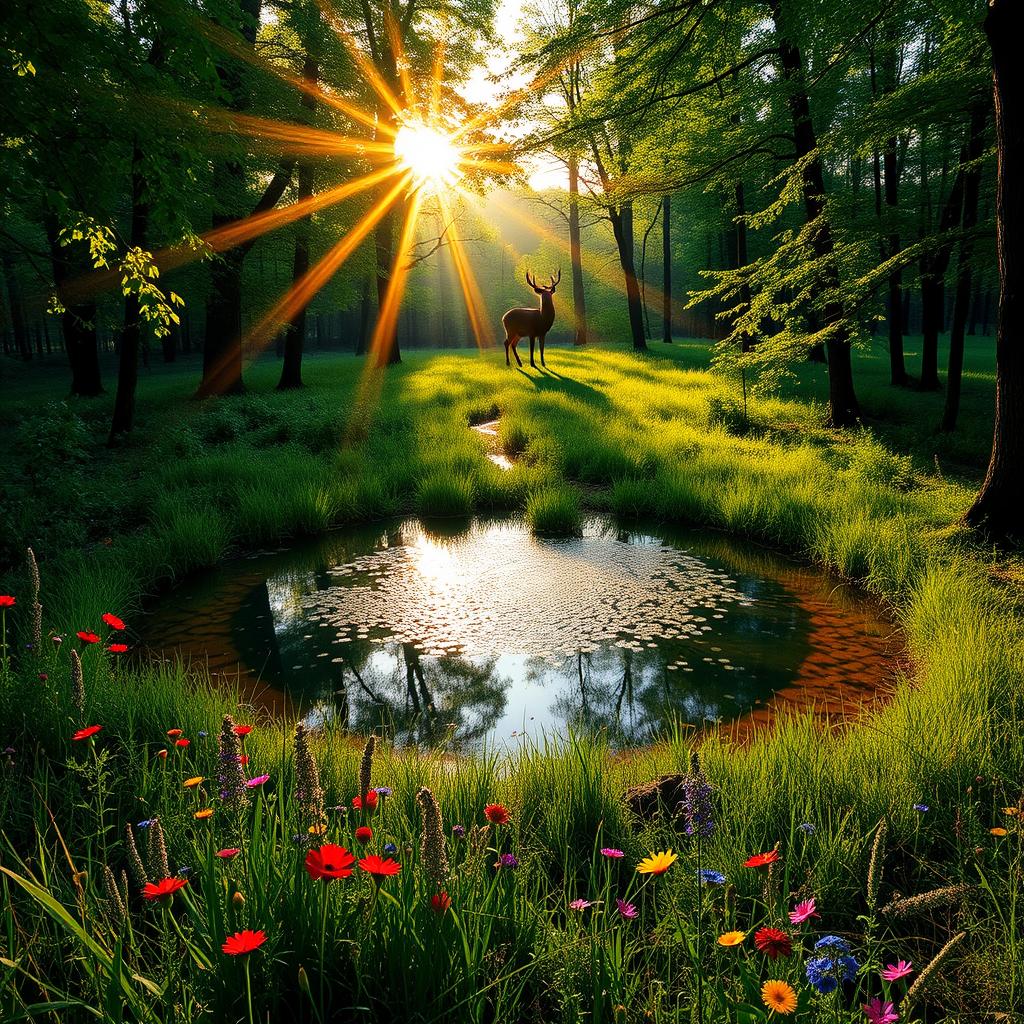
[308,823,327,835]
[194,808,213,820]
[990,827,1008,837]
[762,979,797,1015]
[717,931,746,947]
[183,776,204,789]
[1002,807,1020,816]
[636,850,678,876]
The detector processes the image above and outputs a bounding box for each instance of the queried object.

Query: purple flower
[137,819,154,828]
[680,753,714,837]
[246,774,270,788]
[568,898,593,911]
[452,825,466,838]
[494,853,519,869]
[616,898,638,919]
[699,869,726,885]
[913,804,929,813]
[798,822,816,834]
[374,786,392,797]
[600,848,624,859]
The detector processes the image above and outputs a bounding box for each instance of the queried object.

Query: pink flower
[216,848,241,859]
[600,848,624,858]
[615,898,638,919]
[863,998,899,1024]
[789,898,820,924]
[568,899,593,911]
[880,960,913,982]
[246,774,270,788]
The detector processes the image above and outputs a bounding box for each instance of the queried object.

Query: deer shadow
[515,364,611,410]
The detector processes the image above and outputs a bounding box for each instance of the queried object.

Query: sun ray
[385,11,415,109]
[439,193,495,349]
[457,156,521,176]
[429,36,446,120]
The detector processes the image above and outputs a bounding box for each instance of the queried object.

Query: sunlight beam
[439,193,495,349]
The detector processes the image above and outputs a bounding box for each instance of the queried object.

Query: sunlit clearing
[394,121,463,193]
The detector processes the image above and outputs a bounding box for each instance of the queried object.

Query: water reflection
[142,517,901,749]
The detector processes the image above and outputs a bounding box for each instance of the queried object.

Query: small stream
[142,516,903,750]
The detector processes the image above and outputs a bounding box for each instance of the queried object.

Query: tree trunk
[45,216,103,396]
[770,0,858,424]
[942,102,987,432]
[568,154,588,345]
[278,54,317,391]
[2,253,30,361]
[662,194,672,343]
[966,0,1023,540]
[610,201,646,351]
[883,139,907,384]
[734,180,753,352]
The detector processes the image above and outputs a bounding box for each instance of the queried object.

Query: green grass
[525,484,582,536]
[0,336,1022,1021]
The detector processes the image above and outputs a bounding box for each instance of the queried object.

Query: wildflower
[177,866,192,877]
[416,787,450,888]
[304,844,356,881]
[108,643,128,653]
[0,596,14,607]
[863,998,899,1024]
[744,849,781,868]
[359,854,401,881]
[183,776,204,788]
[494,853,519,869]
[307,823,327,836]
[167,729,183,738]
[147,819,170,879]
[246,774,270,788]
[431,891,452,914]
[26,550,41,652]
[798,822,816,834]
[755,927,793,959]
[789,898,820,924]
[232,891,246,906]
[990,827,1008,837]
[352,790,379,812]
[233,724,253,737]
[375,786,392,797]
[761,980,798,1015]
[1003,807,1020,816]
[600,848,625,859]
[881,961,913,982]
[72,725,102,741]
[717,931,745,947]
[569,898,593,911]
[137,820,153,828]
[77,631,100,644]
[358,734,376,806]
[484,803,511,825]
[223,929,267,955]
[155,749,167,759]
[103,865,128,922]
[238,754,249,766]
[198,731,208,738]
[879,884,973,920]
[52,634,62,647]
[70,650,85,717]
[38,673,47,681]
[904,931,965,1008]
[175,738,190,748]
[101,613,126,631]
[194,808,214,819]
[355,826,373,843]
[452,825,466,838]
[815,935,851,952]
[699,869,726,885]
[125,824,148,891]
[680,751,714,837]
[616,898,638,919]
[637,850,677,875]
[805,943,859,994]
[216,848,241,859]
[218,715,250,813]
[142,877,187,902]
[913,804,929,813]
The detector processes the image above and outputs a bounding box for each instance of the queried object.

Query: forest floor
[1,335,1022,1021]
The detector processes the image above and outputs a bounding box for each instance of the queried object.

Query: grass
[0,335,1022,1021]
[525,484,582,536]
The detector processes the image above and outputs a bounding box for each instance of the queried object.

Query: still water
[143,517,902,749]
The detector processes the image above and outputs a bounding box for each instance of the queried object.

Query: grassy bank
[1,339,1022,1021]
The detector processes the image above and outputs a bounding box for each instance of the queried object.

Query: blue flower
[177,866,192,877]
[679,754,714,837]
[198,731,208,738]
[814,935,851,952]
[805,957,838,994]
[383,842,397,855]
[798,822,815,834]
[913,803,929,813]
[806,940,859,995]
[137,819,154,828]
[374,786,393,797]
[699,870,726,885]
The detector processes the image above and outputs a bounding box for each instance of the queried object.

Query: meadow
[1,336,1022,1022]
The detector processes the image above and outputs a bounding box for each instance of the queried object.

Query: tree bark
[662,195,672,343]
[942,101,987,432]
[770,0,858,424]
[609,201,647,351]
[568,154,588,345]
[278,53,318,391]
[966,0,1023,540]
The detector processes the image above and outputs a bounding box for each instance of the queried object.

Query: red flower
[143,877,188,902]
[754,926,793,959]
[166,729,183,737]
[744,850,781,868]
[216,848,241,859]
[0,595,14,607]
[233,724,253,737]
[238,754,249,766]
[352,790,379,812]
[359,854,401,880]
[72,725,102,741]
[222,929,266,955]
[101,613,126,631]
[175,738,190,748]
[108,643,129,654]
[484,803,511,825]
[304,844,356,881]
[156,749,168,759]
[355,826,373,843]
[431,892,452,915]
[77,631,100,645]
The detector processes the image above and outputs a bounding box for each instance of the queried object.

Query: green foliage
[526,485,582,536]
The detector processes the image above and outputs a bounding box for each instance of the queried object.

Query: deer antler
[550,269,561,287]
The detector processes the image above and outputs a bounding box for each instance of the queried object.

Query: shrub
[526,485,582,536]
[416,469,476,517]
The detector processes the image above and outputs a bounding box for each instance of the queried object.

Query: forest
[1,0,1023,1021]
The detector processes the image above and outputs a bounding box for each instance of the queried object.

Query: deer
[503,269,560,368]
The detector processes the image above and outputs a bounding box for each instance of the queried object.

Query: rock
[624,774,687,821]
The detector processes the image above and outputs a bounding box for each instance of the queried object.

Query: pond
[142,516,903,749]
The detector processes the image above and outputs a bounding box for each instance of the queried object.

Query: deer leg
[530,337,536,367]
[504,335,511,366]
[511,337,522,366]
[540,333,546,367]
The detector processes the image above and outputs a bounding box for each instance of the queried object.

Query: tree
[965,0,1023,542]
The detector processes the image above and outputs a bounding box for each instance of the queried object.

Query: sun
[393,120,464,193]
